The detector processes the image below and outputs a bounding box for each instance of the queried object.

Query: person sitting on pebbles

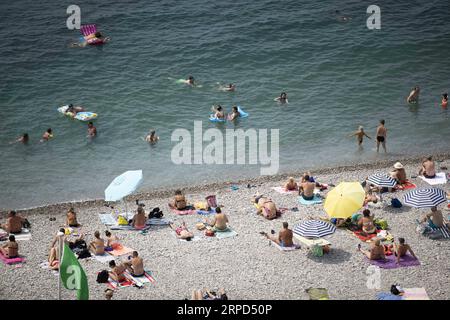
[421,206,444,228]
[0,235,19,259]
[299,174,316,201]
[204,207,229,232]
[252,194,279,220]
[284,177,298,191]
[124,251,145,277]
[0,210,25,234]
[390,162,408,185]
[170,221,194,241]
[393,237,418,264]
[260,222,295,248]
[109,260,127,282]
[358,209,377,236]
[419,156,436,179]
[48,228,68,270]
[169,189,188,210]
[131,205,147,229]
[357,239,386,261]
[66,207,80,228]
[89,231,105,256]
[105,230,122,251]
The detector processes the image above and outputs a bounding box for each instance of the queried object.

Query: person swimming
[10,133,29,145]
[40,128,53,142]
[274,92,288,104]
[407,86,420,103]
[228,106,241,121]
[145,129,159,143]
[220,83,236,92]
[442,93,448,108]
[212,105,225,120]
[335,10,351,22]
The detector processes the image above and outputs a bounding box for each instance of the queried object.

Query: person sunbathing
[359,209,377,235]
[205,207,229,231]
[393,237,417,264]
[358,239,386,261]
[364,191,380,206]
[299,175,316,201]
[169,190,187,210]
[0,210,24,234]
[170,221,194,241]
[419,156,436,178]
[131,205,147,229]
[48,228,67,270]
[66,208,80,227]
[109,260,127,282]
[261,222,294,247]
[89,231,105,255]
[192,288,228,300]
[284,177,298,191]
[124,251,144,277]
[390,162,407,185]
[104,231,121,251]
[0,235,19,259]
[330,217,350,228]
[252,194,278,220]
[421,206,444,228]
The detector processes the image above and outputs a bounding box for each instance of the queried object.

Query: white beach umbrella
[105,170,143,202]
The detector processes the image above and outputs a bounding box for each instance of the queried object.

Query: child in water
[442,93,448,108]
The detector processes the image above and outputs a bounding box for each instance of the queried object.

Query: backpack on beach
[391,198,402,208]
[97,270,109,283]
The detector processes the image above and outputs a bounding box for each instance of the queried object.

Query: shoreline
[5,151,450,215]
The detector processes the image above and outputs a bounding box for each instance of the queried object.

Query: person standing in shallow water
[87,122,97,138]
[375,120,387,153]
[349,126,371,147]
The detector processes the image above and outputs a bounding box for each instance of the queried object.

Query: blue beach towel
[376,292,403,300]
[298,195,322,205]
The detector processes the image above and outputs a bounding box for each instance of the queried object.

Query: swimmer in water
[184,76,195,86]
[349,126,371,147]
[335,10,351,22]
[40,128,53,143]
[274,92,288,104]
[220,83,236,92]
[87,122,97,138]
[145,130,159,143]
[71,31,110,48]
[10,133,29,145]
[212,105,225,120]
[407,86,420,104]
[228,106,241,121]
[442,93,448,108]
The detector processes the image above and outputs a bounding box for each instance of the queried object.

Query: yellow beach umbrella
[324,182,365,219]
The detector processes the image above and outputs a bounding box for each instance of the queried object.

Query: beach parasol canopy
[324,182,365,219]
[104,170,143,202]
[367,173,397,188]
[403,188,446,208]
[293,220,336,238]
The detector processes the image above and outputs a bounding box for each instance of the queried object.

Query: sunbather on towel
[48,228,67,270]
[105,231,121,251]
[284,177,298,191]
[109,260,127,282]
[261,222,294,247]
[131,205,147,229]
[358,239,386,261]
[66,208,80,227]
[390,162,408,185]
[394,238,418,264]
[421,206,444,228]
[0,235,19,259]
[359,209,377,235]
[330,217,350,228]
[299,175,316,201]
[252,195,278,220]
[170,222,194,240]
[169,189,188,210]
[124,251,144,277]
[89,231,105,255]
[0,210,24,234]
[205,207,229,231]
[364,191,380,206]
[419,156,436,178]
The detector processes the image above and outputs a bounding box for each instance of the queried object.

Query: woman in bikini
[359,209,377,236]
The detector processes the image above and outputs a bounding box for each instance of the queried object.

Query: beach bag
[117,215,128,225]
[391,198,402,208]
[311,244,323,257]
[77,249,91,259]
[194,202,208,210]
[375,219,388,230]
[22,219,31,229]
[205,229,215,237]
[97,270,109,283]
[206,195,217,208]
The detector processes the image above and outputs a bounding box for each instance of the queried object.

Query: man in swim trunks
[358,239,386,261]
[419,156,436,178]
[375,119,387,153]
[349,126,371,147]
[284,177,298,191]
[0,235,19,259]
[407,86,420,104]
[131,205,147,229]
[299,175,315,200]
[87,122,97,138]
[109,260,127,282]
[421,206,444,228]
[89,230,105,255]
[170,221,194,240]
[393,237,417,264]
[124,251,144,277]
[170,190,187,210]
[262,222,294,247]
[0,210,24,234]
[205,207,229,231]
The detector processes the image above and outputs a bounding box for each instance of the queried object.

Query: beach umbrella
[105,170,143,202]
[403,188,446,208]
[324,182,365,219]
[293,220,336,238]
[367,173,397,188]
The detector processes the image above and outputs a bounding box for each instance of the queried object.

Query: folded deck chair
[80,24,97,37]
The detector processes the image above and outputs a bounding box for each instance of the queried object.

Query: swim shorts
[376,136,385,142]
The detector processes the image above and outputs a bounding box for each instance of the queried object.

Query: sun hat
[393,162,404,169]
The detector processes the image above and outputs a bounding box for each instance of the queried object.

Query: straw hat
[393,162,404,169]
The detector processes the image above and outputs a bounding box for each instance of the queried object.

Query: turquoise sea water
[1,0,450,209]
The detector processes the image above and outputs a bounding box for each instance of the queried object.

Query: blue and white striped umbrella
[403,188,446,208]
[367,173,397,188]
[293,220,336,238]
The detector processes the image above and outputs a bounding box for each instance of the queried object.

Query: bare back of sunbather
[213,213,228,230]
[91,238,105,255]
[279,229,293,247]
[111,264,126,282]
[132,213,147,228]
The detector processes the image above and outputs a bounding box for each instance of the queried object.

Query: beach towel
[403,288,430,300]
[298,195,322,205]
[395,180,417,190]
[80,24,97,36]
[214,228,238,239]
[419,172,447,185]
[270,240,300,251]
[170,206,197,215]
[351,229,381,242]
[431,226,450,239]
[124,270,156,286]
[0,228,32,241]
[0,252,25,265]
[376,292,404,300]
[293,234,331,248]
[272,186,298,194]
[366,254,420,269]
[306,288,329,300]
[146,218,172,225]
[107,277,135,290]
[110,225,151,231]
[99,213,117,226]
[196,209,216,215]
[108,246,134,257]
[91,253,115,264]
